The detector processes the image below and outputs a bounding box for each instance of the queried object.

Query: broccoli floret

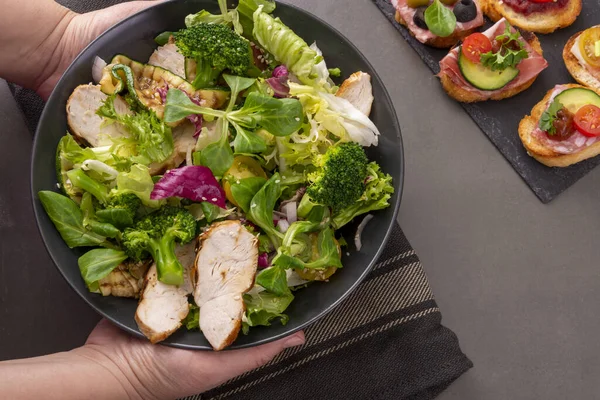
[332,162,394,229]
[66,169,142,228]
[306,142,368,212]
[174,23,253,88]
[122,206,196,285]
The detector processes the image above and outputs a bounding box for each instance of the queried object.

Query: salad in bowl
[37,0,394,351]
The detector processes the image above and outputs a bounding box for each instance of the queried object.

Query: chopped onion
[92,56,107,84]
[273,211,287,219]
[282,201,297,223]
[81,159,118,179]
[354,214,374,251]
[281,187,306,208]
[277,219,290,233]
[185,146,193,166]
[286,270,309,287]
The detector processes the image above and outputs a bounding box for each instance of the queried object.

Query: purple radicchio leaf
[150,165,226,208]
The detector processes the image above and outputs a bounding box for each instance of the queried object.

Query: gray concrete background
[1,0,600,398]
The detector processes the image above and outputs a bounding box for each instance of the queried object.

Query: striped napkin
[188,224,472,400]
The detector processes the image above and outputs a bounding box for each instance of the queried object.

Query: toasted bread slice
[519,84,600,167]
[440,31,543,102]
[395,10,480,49]
[482,0,581,34]
[563,28,600,91]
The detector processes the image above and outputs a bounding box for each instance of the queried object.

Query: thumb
[195,331,306,387]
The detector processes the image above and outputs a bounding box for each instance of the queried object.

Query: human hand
[74,319,305,400]
[36,1,165,99]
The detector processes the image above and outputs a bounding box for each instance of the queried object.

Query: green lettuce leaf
[248,173,284,248]
[289,83,380,146]
[252,8,318,84]
[116,164,161,208]
[238,0,276,39]
[242,290,293,334]
[185,0,243,34]
[78,248,128,292]
[38,191,115,249]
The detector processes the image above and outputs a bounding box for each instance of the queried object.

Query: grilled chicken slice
[148,43,186,79]
[66,84,130,147]
[135,243,197,344]
[148,120,196,175]
[200,295,245,350]
[194,220,258,350]
[98,260,151,298]
[335,72,374,117]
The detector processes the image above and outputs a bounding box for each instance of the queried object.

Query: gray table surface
[2,0,600,398]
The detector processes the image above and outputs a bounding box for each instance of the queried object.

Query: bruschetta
[482,0,581,34]
[392,0,484,48]
[564,26,600,92]
[519,84,600,167]
[437,18,548,102]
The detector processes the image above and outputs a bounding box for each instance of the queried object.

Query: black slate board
[373,0,600,203]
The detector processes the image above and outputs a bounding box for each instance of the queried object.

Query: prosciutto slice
[531,85,599,155]
[392,0,484,44]
[438,19,548,99]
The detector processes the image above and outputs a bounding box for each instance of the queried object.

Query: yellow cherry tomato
[296,234,341,281]
[222,156,267,206]
[579,27,600,69]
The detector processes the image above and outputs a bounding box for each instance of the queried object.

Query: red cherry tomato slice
[529,0,554,3]
[461,33,493,64]
[574,105,600,137]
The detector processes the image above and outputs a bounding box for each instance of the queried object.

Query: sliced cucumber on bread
[519,84,600,168]
[554,87,600,112]
[458,49,519,90]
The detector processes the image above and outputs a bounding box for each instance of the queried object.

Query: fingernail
[283,333,305,348]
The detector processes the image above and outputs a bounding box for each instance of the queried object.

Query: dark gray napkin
[11,1,472,398]
[373,0,600,204]
[187,224,472,400]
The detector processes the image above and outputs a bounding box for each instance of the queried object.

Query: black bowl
[31,0,404,350]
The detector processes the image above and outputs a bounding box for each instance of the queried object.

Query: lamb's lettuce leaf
[78,248,128,292]
[38,191,116,249]
[242,290,294,334]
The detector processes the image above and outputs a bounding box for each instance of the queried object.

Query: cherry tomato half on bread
[528,0,554,3]
[579,27,600,68]
[462,33,492,64]
[574,105,600,137]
